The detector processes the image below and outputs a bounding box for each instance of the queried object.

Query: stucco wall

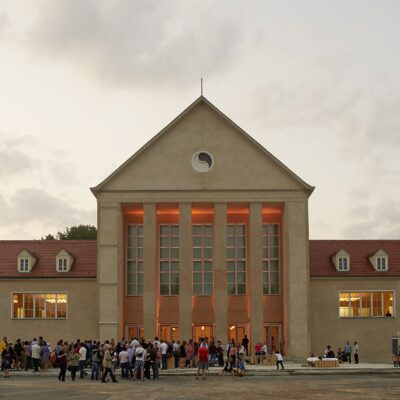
[310,278,400,363]
[0,279,98,345]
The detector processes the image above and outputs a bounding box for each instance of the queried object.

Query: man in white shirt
[119,346,129,379]
[160,340,168,370]
[78,345,88,378]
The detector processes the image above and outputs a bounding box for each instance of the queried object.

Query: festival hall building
[0,96,399,362]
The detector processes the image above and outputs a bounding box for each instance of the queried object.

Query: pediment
[92,97,314,195]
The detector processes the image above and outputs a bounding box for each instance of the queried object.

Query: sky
[0,0,399,240]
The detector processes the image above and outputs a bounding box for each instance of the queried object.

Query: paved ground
[1,373,400,400]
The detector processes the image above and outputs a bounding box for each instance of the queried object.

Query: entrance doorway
[126,325,144,340]
[228,325,246,346]
[264,324,282,354]
[193,325,213,342]
[159,326,180,342]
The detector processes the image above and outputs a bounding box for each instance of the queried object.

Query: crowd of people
[0,335,284,381]
[310,341,360,364]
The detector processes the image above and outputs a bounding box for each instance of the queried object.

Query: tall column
[284,200,310,357]
[214,203,228,345]
[97,202,121,340]
[249,203,264,354]
[143,203,157,340]
[179,203,192,341]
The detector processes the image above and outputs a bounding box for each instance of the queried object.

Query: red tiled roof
[0,240,96,278]
[310,240,400,277]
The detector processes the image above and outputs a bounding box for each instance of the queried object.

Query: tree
[41,225,97,240]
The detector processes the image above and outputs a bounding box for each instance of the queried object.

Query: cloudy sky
[0,0,399,240]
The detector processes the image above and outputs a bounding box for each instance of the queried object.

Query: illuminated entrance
[264,324,282,353]
[159,325,180,342]
[228,324,246,345]
[193,325,213,342]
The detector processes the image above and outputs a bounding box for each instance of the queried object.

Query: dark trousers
[120,362,129,379]
[91,362,100,380]
[161,354,167,370]
[276,360,284,369]
[32,358,39,372]
[70,366,78,381]
[58,365,66,381]
[345,353,352,363]
[354,353,359,364]
[150,361,159,379]
[102,367,117,382]
[79,360,87,378]
[174,353,180,368]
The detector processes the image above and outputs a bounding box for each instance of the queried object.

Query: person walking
[102,344,118,383]
[275,351,285,370]
[354,341,360,364]
[78,343,88,378]
[344,341,352,364]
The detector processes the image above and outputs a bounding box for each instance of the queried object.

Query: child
[222,359,233,376]
[275,351,284,370]
[233,356,246,377]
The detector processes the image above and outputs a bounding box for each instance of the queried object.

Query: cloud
[343,199,400,239]
[26,0,244,87]
[0,12,9,34]
[0,132,78,184]
[0,188,96,239]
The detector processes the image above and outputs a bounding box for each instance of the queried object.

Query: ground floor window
[339,290,394,317]
[12,293,67,319]
[126,326,144,340]
[228,325,246,346]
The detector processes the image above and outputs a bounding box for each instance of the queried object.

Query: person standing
[31,340,41,372]
[90,344,101,381]
[354,341,360,364]
[196,341,209,380]
[343,341,352,364]
[241,335,249,356]
[160,340,168,370]
[133,344,145,381]
[78,343,88,378]
[118,346,129,379]
[67,344,80,381]
[57,349,67,382]
[1,343,12,378]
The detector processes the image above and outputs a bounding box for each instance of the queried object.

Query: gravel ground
[1,374,400,400]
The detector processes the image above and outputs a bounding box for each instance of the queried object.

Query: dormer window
[17,250,37,273]
[56,250,73,272]
[332,250,350,272]
[370,250,388,272]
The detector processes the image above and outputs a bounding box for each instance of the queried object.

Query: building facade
[0,96,399,362]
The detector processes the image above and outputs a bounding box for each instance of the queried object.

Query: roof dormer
[369,249,388,272]
[17,250,37,273]
[331,249,350,272]
[56,249,74,272]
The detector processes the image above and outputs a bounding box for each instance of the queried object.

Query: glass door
[264,324,282,354]
[193,325,213,342]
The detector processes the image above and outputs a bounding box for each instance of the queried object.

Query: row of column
[142,202,264,347]
[97,200,310,357]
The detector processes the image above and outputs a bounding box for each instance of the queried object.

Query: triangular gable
[91,96,314,195]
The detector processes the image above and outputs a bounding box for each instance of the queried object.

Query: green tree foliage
[41,225,97,240]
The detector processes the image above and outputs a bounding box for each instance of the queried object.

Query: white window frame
[338,290,395,318]
[11,292,68,320]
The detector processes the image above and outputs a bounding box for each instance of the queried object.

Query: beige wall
[284,201,311,358]
[0,279,98,345]
[311,278,400,363]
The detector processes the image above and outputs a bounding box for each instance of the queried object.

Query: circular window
[191,151,214,173]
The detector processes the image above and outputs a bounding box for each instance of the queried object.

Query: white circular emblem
[191,151,214,173]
